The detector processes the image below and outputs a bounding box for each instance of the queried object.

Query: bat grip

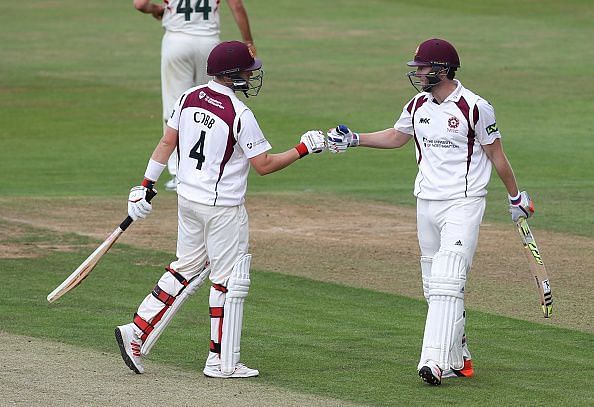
[120,188,158,231]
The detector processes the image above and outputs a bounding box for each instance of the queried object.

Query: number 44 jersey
[167,81,271,206]
[162,0,221,37]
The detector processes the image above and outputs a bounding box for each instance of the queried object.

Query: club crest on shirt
[486,123,498,135]
[447,116,460,133]
[448,116,459,129]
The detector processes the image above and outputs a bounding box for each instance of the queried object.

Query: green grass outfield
[1,0,593,405]
[1,223,592,405]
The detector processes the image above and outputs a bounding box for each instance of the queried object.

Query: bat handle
[120,188,158,231]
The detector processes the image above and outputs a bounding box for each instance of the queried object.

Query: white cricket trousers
[416,196,486,265]
[171,195,249,285]
[161,31,219,175]
[416,196,485,369]
[136,195,249,324]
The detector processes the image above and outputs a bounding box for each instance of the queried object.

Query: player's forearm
[150,128,178,165]
[227,0,254,43]
[250,150,300,176]
[484,140,519,196]
[150,141,176,165]
[359,128,409,149]
[133,0,163,17]
[489,148,519,196]
[494,159,519,197]
[133,0,152,12]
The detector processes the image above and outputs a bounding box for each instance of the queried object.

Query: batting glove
[327,124,359,154]
[509,190,534,223]
[128,185,154,221]
[295,130,326,157]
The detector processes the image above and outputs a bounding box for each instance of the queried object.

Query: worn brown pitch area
[0,331,359,407]
[0,193,592,332]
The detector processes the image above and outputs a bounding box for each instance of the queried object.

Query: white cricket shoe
[203,363,259,378]
[418,360,442,386]
[115,323,144,374]
[164,176,177,191]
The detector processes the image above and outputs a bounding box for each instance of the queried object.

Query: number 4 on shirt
[190,130,206,170]
[176,0,212,21]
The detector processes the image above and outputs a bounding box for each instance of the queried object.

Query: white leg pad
[220,254,251,374]
[420,256,433,303]
[140,266,211,355]
[418,250,467,371]
[462,334,471,360]
[206,285,226,365]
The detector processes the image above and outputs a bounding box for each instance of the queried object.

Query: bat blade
[47,226,124,303]
[47,189,156,304]
[516,217,553,318]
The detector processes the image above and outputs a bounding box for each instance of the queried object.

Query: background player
[116,41,326,378]
[133,0,257,191]
[326,38,534,385]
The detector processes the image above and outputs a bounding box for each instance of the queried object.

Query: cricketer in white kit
[327,38,534,386]
[133,0,257,190]
[116,41,326,378]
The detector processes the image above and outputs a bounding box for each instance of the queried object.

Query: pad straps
[134,266,190,341]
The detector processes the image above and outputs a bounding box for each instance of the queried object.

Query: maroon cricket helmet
[407,38,460,68]
[207,41,262,76]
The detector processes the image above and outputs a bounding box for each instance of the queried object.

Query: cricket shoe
[164,176,177,191]
[203,363,259,378]
[418,360,442,386]
[115,323,144,374]
[442,358,474,379]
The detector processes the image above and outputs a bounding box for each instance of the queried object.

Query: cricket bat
[516,217,553,318]
[47,189,156,303]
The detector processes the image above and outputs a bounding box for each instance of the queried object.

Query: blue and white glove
[327,124,359,154]
[509,191,534,223]
[128,185,154,221]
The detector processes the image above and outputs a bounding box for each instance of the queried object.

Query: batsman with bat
[115,41,326,377]
[327,38,541,386]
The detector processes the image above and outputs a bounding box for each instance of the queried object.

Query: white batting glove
[327,124,359,154]
[509,191,534,223]
[128,186,153,221]
[295,130,326,157]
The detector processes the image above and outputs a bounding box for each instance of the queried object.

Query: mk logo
[455,240,463,246]
[419,117,430,124]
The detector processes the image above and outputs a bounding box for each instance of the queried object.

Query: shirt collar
[208,80,238,97]
[441,79,464,103]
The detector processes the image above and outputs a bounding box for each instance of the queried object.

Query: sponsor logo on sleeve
[246,139,267,150]
[486,123,498,135]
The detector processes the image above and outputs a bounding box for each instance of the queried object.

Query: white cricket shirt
[167,80,271,206]
[395,80,501,200]
[162,0,220,36]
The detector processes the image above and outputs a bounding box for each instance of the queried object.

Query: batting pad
[419,250,468,371]
[220,254,251,374]
[140,267,211,355]
[420,256,433,303]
